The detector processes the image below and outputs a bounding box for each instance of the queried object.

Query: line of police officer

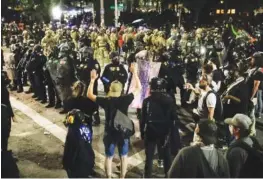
[4,21,262,123]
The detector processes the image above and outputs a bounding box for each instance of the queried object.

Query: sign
[100,8,105,14]
[110,4,124,10]
[128,57,161,109]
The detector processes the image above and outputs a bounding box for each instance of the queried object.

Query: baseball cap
[107,81,123,97]
[197,119,218,145]
[224,114,252,130]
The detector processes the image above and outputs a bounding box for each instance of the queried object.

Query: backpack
[63,126,95,177]
[63,109,95,177]
[197,146,229,178]
[110,109,135,138]
[228,137,263,178]
[145,98,172,138]
[203,90,224,122]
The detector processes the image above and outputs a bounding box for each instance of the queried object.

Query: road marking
[10,96,145,173]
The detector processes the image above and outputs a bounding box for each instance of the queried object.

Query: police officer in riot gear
[16,45,29,93]
[55,43,76,114]
[75,43,101,125]
[159,47,186,106]
[20,40,35,94]
[45,46,62,108]
[26,45,47,103]
[101,51,128,94]
[158,52,176,101]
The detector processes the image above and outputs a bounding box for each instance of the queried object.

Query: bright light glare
[200,46,206,55]
[52,6,62,20]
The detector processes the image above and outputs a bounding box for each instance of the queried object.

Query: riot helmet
[10,43,19,53]
[27,39,35,47]
[50,46,60,59]
[58,43,70,58]
[79,46,93,61]
[10,35,17,44]
[162,52,171,62]
[33,45,42,53]
[150,77,167,93]
[109,51,120,64]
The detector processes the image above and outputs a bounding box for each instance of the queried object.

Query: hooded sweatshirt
[140,92,178,139]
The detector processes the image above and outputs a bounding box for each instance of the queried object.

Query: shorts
[103,134,129,157]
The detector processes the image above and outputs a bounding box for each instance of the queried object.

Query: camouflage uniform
[22,30,30,44]
[41,30,56,57]
[156,31,166,54]
[143,30,152,51]
[195,28,203,45]
[179,33,188,55]
[109,29,118,52]
[166,30,177,50]
[123,27,134,44]
[151,29,159,53]
[54,29,63,45]
[95,29,110,68]
[90,30,98,49]
[71,27,79,50]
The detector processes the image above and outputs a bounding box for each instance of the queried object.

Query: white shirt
[195,90,217,118]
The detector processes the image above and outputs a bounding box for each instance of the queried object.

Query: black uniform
[16,46,28,92]
[101,63,128,93]
[44,47,62,108]
[26,51,47,103]
[44,61,61,108]
[76,47,101,94]
[18,48,33,93]
[74,46,101,125]
[54,51,76,113]
[168,50,186,106]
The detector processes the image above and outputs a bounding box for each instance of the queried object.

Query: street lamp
[52,6,62,20]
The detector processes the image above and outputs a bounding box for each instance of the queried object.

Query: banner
[128,60,161,109]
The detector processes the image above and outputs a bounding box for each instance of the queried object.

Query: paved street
[3,49,263,178]
[8,88,178,178]
[7,84,263,178]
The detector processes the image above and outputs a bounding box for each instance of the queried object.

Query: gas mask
[112,56,120,65]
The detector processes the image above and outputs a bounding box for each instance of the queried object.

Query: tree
[182,0,207,24]
[6,0,61,22]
